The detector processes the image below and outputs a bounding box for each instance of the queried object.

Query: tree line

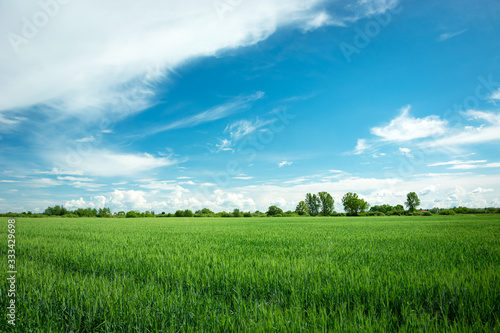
[2,191,499,217]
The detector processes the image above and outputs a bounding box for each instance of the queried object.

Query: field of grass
[1,215,500,332]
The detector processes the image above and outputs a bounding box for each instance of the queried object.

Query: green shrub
[422,211,432,216]
[439,209,456,215]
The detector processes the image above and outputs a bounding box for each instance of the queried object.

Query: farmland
[1,215,500,332]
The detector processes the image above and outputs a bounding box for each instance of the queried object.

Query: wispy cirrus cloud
[147,91,265,136]
[1,0,392,119]
[53,149,181,177]
[225,118,275,141]
[449,162,500,170]
[437,29,468,42]
[425,111,500,148]
[428,159,500,170]
[211,116,278,153]
[428,160,487,167]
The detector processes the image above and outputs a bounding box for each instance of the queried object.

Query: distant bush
[126,211,139,218]
[439,209,456,216]
[266,205,283,216]
[428,208,439,214]
[232,209,244,217]
[243,212,252,217]
[453,206,469,214]
[422,211,432,216]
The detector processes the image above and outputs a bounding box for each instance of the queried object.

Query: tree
[183,209,194,217]
[295,201,309,215]
[342,192,369,216]
[318,191,334,216]
[305,193,320,216]
[266,205,283,216]
[405,192,420,212]
[126,210,138,218]
[232,208,243,217]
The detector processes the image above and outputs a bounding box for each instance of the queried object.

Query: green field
[1,216,500,332]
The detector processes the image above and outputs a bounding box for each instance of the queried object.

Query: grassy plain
[1,215,499,332]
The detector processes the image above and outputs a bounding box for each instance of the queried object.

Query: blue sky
[1,0,499,213]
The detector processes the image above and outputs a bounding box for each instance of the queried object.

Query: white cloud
[0,112,27,125]
[428,160,487,167]
[35,168,84,176]
[426,111,500,147]
[449,162,500,170]
[64,198,91,209]
[354,139,370,154]
[304,11,338,31]
[57,176,95,182]
[233,176,254,180]
[225,118,275,142]
[30,178,65,187]
[283,178,308,184]
[371,105,448,142]
[148,92,264,135]
[437,29,468,42]
[398,147,412,157]
[69,181,106,191]
[472,187,494,194]
[53,149,179,177]
[109,190,150,210]
[278,161,293,168]
[75,136,95,143]
[61,171,500,213]
[215,138,233,152]
[0,0,401,120]
[491,89,500,101]
[419,185,437,196]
